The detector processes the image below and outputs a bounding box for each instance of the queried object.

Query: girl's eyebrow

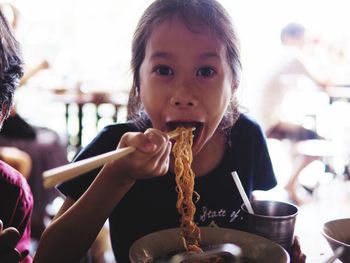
[149,51,221,61]
[199,52,221,60]
[150,51,174,60]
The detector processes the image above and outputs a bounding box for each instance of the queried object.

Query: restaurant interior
[1,0,350,262]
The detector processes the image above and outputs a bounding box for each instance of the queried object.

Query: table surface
[327,86,350,100]
[50,89,128,106]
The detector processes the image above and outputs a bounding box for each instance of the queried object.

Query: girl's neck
[170,131,227,177]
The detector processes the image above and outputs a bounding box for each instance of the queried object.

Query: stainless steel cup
[241,200,298,252]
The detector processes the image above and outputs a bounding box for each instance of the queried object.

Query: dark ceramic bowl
[129,227,289,263]
[322,218,350,263]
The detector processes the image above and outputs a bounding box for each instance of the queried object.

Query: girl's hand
[291,236,306,263]
[107,128,172,183]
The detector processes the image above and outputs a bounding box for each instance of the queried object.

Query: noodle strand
[172,126,202,253]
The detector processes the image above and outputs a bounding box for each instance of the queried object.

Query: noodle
[171,128,225,263]
[172,126,202,253]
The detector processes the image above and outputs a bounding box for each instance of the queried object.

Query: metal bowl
[322,218,350,263]
[129,227,289,263]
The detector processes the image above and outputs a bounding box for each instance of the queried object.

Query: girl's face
[139,17,233,155]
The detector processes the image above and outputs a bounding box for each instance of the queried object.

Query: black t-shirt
[59,114,276,262]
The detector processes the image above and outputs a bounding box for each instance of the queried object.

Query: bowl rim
[321,218,350,248]
[241,200,299,219]
[129,226,290,263]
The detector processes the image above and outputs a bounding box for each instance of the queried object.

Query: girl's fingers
[114,129,171,179]
[146,140,172,176]
[158,141,172,175]
[143,128,168,153]
[118,129,166,154]
[134,129,171,175]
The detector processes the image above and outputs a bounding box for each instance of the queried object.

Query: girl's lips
[166,121,204,147]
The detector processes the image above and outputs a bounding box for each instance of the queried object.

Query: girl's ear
[232,79,239,90]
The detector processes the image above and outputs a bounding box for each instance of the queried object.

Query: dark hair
[0,9,23,120]
[127,0,241,131]
[280,22,305,43]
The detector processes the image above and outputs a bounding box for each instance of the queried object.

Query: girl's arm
[34,164,135,263]
[34,129,172,263]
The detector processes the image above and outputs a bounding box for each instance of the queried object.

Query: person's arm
[35,169,135,263]
[34,129,172,263]
[298,55,331,90]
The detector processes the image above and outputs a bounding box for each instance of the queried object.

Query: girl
[34,0,304,262]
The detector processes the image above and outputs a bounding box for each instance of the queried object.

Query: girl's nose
[170,75,200,107]
[170,88,198,108]
[171,99,195,107]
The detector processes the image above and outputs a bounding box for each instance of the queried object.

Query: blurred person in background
[0,8,33,263]
[0,0,34,167]
[255,22,331,205]
[0,2,68,242]
[0,2,49,140]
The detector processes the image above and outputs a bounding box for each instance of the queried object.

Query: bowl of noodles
[129,227,290,263]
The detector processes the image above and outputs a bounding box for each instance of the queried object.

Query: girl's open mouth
[166,121,204,147]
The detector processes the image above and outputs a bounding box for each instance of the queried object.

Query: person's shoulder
[0,160,23,186]
[0,160,32,198]
[231,113,266,144]
[235,113,263,131]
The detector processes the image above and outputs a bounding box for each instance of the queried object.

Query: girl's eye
[155,66,173,76]
[197,67,215,77]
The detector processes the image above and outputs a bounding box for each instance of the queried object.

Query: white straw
[231,171,254,214]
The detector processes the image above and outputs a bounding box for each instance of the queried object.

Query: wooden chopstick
[43,129,185,188]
